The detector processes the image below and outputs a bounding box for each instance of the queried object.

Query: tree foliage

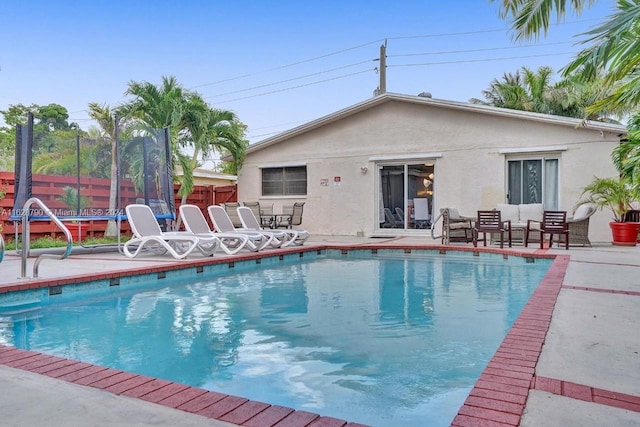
[491,0,640,114]
[118,76,248,198]
[470,65,621,122]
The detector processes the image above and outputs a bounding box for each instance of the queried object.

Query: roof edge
[245,92,628,155]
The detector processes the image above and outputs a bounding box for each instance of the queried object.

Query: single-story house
[236,92,627,243]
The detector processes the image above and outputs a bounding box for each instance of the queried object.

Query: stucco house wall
[237,93,626,243]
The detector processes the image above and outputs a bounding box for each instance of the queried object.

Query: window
[262,166,307,196]
[507,158,558,209]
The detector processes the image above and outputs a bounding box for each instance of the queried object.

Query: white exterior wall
[238,97,621,243]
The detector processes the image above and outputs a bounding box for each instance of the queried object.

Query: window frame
[261,165,307,196]
[506,155,560,209]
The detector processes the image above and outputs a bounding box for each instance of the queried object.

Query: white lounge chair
[124,204,200,259]
[207,205,273,250]
[179,204,259,254]
[238,206,309,247]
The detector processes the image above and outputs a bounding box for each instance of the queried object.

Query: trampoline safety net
[11,113,175,230]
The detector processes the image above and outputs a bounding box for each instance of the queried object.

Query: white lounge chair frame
[179,204,259,254]
[124,204,200,259]
[207,205,272,250]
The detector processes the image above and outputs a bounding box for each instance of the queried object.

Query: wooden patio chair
[525,210,569,250]
[473,210,512,248]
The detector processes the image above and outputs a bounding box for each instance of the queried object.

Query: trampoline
[10,112,176,243]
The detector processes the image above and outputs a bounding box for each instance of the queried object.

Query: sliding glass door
[379,162,435,230]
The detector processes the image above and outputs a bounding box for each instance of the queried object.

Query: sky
[0,0,619,163]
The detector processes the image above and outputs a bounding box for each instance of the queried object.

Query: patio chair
[559,204,596,247]
[123,204,200,259]
[525,210,569,250]
[395,207,406,228]
[413,198,430,229]
[179,204,260,254]
[135,198,172,231]
[275,202,305,229]
[243,201,274,228]
[260,203,275,228]
[473,210,512,248]
[208,205,273,250]
[439,207,474,244]
[383,207,402,228]
[238,206,309,247]
[222,202,243,228]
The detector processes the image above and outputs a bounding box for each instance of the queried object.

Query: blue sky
[0,0,618,155]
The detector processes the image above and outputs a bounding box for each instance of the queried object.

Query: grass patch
[3,235,130,250]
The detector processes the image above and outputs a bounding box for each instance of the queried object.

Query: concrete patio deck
[0,235,638,426]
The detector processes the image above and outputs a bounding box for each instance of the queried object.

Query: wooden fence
[0,171,237,242]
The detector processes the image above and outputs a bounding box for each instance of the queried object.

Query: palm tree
[118,76,194,216]
[120,75,190,143]
[174,96,247,228]
[182,103,248,186]
[119,76,248,228]
[491,0,640,114]
[612,113,640,180]
[472,64,622,121]
[471,66,565,114]
[470,70,530,110]
[88,102,120,236]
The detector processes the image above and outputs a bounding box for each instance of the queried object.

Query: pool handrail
[20,197,73,278]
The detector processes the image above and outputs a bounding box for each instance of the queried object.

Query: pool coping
[0,244,565,426]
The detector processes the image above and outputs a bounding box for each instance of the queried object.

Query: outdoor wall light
[361,166,368,174]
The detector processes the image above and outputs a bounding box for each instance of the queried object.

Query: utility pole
[374,40,387,96]
[379,40,386,94]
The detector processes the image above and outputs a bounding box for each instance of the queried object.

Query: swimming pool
[0,249,552,426]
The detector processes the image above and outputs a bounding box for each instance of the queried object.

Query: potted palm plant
[57,186,90,242]
[578,176,640,246]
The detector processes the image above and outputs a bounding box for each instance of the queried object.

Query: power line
[190,39,383,90]
[190,18,594,93]
[389,52,575,68]
[205,49,582,106]
[73,18,607,137]
[388,41,572,58]
[203,59,375,100]
[388,27,507,40]
[385,16,602,41]
[198,22,601,106]
[208,69,373,105]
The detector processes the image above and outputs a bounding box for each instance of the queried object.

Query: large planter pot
[65,223,86,243]
[609,222,640,246]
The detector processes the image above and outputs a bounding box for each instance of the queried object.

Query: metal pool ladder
[20,197,73,279]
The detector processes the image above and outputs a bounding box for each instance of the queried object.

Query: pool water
[0,250,551,426]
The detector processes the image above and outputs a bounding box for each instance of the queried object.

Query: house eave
[244,92,628,156]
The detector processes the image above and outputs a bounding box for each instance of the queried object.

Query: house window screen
[262,166,307,196]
